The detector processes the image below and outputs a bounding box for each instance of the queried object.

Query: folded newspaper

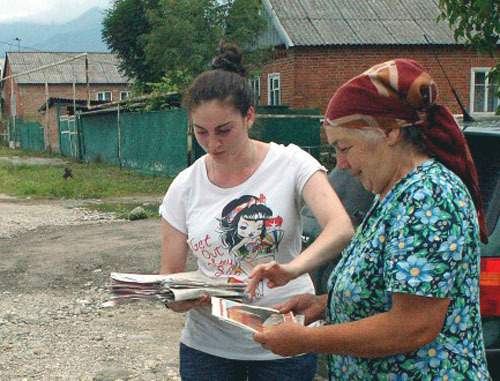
[211,296,303,333]
[108,271,248,305]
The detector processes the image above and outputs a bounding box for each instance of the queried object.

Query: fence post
[117,103,122,168]
[44,71,51,152]
[57,103,62,154]
[76,112,84,161]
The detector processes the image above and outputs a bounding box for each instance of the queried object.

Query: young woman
[158,44,353,380]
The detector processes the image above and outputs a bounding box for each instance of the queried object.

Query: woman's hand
[167,295,211,313]
[245,261,300,298]
[254,321,309,357]
[274,293,327,325]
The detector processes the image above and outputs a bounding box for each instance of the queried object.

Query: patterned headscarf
[325,59,488,243]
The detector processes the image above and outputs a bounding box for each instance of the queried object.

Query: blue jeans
[180,343,318,381]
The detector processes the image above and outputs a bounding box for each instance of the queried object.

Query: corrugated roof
[267,0,460,46]
[5,52,130,85]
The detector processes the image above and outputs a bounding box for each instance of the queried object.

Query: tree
[224,0,269,71]
[438,0,500,113]
[143,0,225,89]
[102,0,162,84]
[102,0,268,91]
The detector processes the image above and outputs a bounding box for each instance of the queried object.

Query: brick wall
[259,45,500,116]
[26,84,130,151]
[18,84,130,120]
[2,63,20,118]
[4,79,130,150]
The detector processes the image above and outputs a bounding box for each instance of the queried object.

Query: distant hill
[0,7,109,57]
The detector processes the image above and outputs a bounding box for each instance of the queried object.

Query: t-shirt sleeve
[383,180,468,299]
[158,172,188,234]
[288,144,327,198]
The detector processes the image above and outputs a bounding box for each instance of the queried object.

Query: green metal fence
[59,115,80,158]
[192,106,322,162]
[67,108,188,177]
[56,105,322,177]
[8,118,45,152]
[119,110,188,176]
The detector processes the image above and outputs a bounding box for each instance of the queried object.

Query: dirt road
[0,194,328,380]
[0,196,194,380]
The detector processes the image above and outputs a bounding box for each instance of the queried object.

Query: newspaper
[211,296,301,333]
[108,271,248,305]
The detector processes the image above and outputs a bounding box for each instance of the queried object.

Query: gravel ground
[0,196,116,239]
[0,194,187,381]
[0,192,327,381]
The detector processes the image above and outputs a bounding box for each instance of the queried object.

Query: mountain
[0,7,109,57]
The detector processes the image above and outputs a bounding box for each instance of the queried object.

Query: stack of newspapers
[108,271,248,305]
[211,296,302,333]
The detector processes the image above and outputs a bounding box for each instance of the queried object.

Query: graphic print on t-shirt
[218,194,284,279]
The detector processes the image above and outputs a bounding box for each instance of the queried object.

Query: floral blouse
[327,160,490,380]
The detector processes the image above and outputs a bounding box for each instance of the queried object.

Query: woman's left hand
[253,321,308,357]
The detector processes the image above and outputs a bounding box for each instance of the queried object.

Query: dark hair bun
[211,42,247,77]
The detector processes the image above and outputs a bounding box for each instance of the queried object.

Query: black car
[302,119,500,378]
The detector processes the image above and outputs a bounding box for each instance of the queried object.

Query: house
[1,52,131,151]
[256,0,499,121]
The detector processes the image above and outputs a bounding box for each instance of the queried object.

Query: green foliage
[223,0,271,74]
[141,74,184,111]
[102,0,269,91]
[102,0,162,84]
[438,0,500,113]
[438,0,499,54]
[144,0,223,87]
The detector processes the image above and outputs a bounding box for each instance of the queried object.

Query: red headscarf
[325,59,488,243]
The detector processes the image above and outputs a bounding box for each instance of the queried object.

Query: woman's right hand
[166,294,211,313]
[274,293,327,325]
[246,261,300,298]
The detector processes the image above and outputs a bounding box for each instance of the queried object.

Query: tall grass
[0,147,173,199]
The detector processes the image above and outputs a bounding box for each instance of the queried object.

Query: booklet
[108,271,249,305]
[211,296,300,333]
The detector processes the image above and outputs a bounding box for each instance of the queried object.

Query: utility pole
[14,38,21,52]
[85,56,90,109]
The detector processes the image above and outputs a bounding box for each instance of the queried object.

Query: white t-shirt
[159,142,325,360]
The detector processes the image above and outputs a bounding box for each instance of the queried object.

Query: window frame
[120,91,131,101]
[267,73,281,106]
[96,91,113,102]
[470,67,499,115]
[249,77,261,105]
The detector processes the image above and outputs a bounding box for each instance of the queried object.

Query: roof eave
[289,41,467,48]
[261,0,295,48]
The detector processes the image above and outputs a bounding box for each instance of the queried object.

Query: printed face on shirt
[218,194,284,280]
[237,217,264,240]
[191,100,255,163]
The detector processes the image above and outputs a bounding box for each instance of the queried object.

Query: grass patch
[0,148,173,199]
[0,145,60,158]
[85,202,161,219]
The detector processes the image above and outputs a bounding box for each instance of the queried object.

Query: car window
[465,133,500,233]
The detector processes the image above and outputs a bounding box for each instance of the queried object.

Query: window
[96,91,112,102]
[120,91,131,100]
[268,73,281,106]
[470,68,499,113]
[249,77,260,105]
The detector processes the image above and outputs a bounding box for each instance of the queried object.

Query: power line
[0,40,40,52]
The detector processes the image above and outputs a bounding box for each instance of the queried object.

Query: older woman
[250,59,491,380]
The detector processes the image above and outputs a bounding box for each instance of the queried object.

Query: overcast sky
[0,0,113,24]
